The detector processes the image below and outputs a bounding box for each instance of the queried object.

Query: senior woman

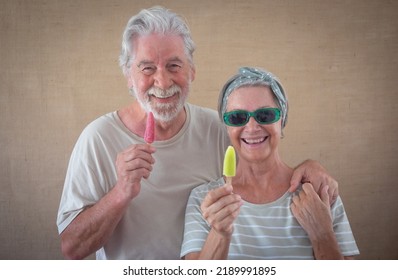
[180,67,359,260]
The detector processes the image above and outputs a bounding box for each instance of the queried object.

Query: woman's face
[225,86,283,163]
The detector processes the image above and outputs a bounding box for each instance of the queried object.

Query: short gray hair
[119,6,196,76]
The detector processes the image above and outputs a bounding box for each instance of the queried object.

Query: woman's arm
[184,229,232,260]
[184,184,242,260]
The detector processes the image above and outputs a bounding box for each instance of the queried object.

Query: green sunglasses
[223,108,281,127]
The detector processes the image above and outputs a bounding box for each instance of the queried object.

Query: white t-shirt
[181,178,360,259]
[57,103,230,259]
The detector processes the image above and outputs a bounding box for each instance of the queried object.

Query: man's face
[127,33,195,122]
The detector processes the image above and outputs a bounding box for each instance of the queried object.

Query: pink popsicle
[144,112,155,144]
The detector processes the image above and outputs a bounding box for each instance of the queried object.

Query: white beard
[130,83,190,123]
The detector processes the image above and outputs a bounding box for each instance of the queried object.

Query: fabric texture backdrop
[0,0,397,259]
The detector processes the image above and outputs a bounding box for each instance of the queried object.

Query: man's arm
[60,186,131,259]
[60,144,155,259]
[291,183,354,260]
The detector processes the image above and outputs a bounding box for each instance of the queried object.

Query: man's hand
[115,144,156,200]
[291,183,333,239]
[289,159,338,205]
[290,183,344,260]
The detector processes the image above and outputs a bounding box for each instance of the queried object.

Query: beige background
[1,0,397,260]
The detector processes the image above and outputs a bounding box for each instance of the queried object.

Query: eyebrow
[167,56,184,64]
[136,56,184,68]
[137,60,154,68]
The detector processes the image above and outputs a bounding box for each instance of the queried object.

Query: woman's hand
[200,184,242,237]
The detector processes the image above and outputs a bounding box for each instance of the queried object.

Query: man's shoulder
[86,111,117,127]
[187,103,219,119]
[186,103,230,148]
[75,111,122,145]
[186,103,224,132]
[81,111,119,134]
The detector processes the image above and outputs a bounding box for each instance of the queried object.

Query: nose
[154,69,173,90]
[245,116,261,131]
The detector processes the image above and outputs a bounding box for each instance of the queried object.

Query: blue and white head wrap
[218,67,288,128]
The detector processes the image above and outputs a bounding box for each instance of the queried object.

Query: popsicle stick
[225,176,232,186]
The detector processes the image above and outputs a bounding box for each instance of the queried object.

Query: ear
[127,72,134,89]
[190,65,196,82]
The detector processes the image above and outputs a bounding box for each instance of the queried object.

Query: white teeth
[150,91,175,98]
[244,137,266,144]
[154,93,174,98]
[148,85,180,99]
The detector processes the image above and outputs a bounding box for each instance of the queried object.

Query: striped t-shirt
[181,178,359,259]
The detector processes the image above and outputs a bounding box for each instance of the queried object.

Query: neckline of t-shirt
[112,104,191,147]
[220,177,292,208]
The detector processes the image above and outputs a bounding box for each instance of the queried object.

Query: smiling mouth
[242,136,268,144]
[149,93,179,104]
[152,92,176,98]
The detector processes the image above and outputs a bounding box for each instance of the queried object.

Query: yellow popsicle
[223,145,236,185]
